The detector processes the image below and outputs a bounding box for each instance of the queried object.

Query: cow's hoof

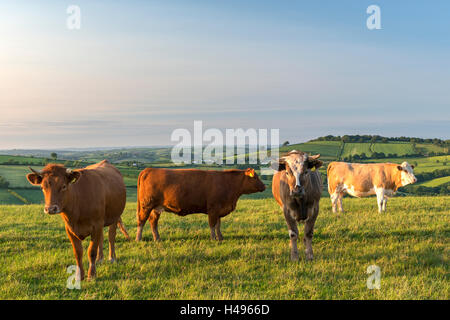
[290,253,299,261]
[305,253,314,261]
[109,258,116,263]
[96,258,103,264]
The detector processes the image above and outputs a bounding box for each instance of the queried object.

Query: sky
[0,0,449,149]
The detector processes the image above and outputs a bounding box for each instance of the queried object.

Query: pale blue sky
[0,0,449,148]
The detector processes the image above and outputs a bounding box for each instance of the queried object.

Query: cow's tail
[117,217,130,240]
[136,171,142,221]
[326,162,334,195]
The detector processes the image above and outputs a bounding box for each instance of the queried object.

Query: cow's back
[74,160,126,224]
[138,168,210,215]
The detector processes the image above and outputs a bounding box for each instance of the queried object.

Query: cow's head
[397,162,417,186]
[271,150,322,198]
[242,168,266,193]
[26,164,81,214]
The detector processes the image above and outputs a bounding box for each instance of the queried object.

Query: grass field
[371,143,415,156]
[341,143,373,158]
[0,196,448,300]
[281,141,341,160]
[418,176,450,187]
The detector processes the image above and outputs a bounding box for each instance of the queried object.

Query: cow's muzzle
[291,186,305,198]
[44,205,61,215]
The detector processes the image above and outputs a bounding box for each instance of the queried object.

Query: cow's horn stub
[28,167,41,176]
[309,154,321,160]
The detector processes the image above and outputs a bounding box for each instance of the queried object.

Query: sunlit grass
[0,196,448,299]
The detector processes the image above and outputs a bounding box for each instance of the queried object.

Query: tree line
[313,135,449,147]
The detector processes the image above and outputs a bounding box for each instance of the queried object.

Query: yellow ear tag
[246,169,255,178]
[311,167,316,172]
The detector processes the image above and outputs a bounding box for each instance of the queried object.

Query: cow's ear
[271,160,286,171]
[66,170,81,184]
[245,168,255,178]
[308,159,323,169]
[26,173,42,186]
[308,154,323,169]
[411,165,415,169]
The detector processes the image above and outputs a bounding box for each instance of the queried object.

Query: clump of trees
[314,134,449,147]
[0,176,10,188]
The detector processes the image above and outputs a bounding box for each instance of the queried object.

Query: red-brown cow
[135,168,266,241]
[26,160,129,280]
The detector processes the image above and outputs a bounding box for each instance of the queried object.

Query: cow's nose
[292,186,305,197]
[44,205,60,214]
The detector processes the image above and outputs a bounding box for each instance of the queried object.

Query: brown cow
[26,160,129,281]
[271,151,323,261]
[135,168,266,241]
[327,161,417,213]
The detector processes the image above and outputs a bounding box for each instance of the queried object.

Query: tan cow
[327,161,417,213]
[26,160,129,280]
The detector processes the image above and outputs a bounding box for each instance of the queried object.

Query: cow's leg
[108,223,117,262]
[96,230,104,263]
[208,214,219,240]
[215,218,223,241]
[330,192,338,213]
[338,193,345,213]
[149,209,162,242]
[136,206,152,241]
[66,226,84,281]
[284,208,299,261]
[87,226,102,280]
[375,188,385,213]
[304,204,319,261]
[382,196,388,212]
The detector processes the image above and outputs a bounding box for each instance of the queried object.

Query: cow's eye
[61,185,67,191]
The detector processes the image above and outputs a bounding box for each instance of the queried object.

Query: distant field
[0,190,23,205]
[0,196,448,299]
[341,143,373,158]
[415,143,448,155]
[362,156,449,174]
[418,176,450,187]
[371,142,415,156]
[0,165,44,188]
[281,141,341,160]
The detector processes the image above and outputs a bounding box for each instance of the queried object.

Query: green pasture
[0,196,447,299]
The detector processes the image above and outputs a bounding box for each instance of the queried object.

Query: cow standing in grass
[26,160,129,281]
[271,151,323,261]
[327,161,417,213]
[135,168,266,241]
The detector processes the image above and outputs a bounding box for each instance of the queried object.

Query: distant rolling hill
[0,135,449,204]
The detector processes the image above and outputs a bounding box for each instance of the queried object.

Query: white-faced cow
[26,160,129,281]
[271,151,323,261]
[327,161,417,213]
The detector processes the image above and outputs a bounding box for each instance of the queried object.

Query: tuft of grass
[0,196,448,300]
